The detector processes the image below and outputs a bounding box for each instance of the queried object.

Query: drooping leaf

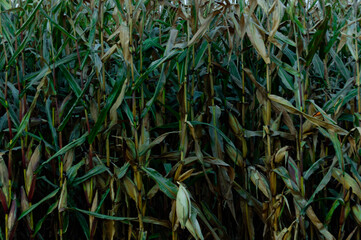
[40,133,88,168]
[141,167,178,199]
[88,77,126,144]
[18,188,60,221]
[69,207,136,224]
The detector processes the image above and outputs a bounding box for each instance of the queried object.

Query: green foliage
[0,0,361,239]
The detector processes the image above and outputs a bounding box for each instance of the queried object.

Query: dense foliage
[0,0,361,239]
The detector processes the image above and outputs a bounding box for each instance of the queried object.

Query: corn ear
[176,182,191,229]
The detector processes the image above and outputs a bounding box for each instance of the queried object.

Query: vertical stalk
[191,45,195,120]
[354,2,361,238]
[73,16,94,237]
[265,1,272,163]
[14,40,27,179]
[240,2,250,237]
[357,45,360,114]
[74,40,93,170]
[266,65,271,160]
[47,9,65,238]
[2,11,12,234]
[302,2,310,102]
[354,3,360,238]
[265,2,272,167]
[4,69,11,240]
[173,62,182,240]
[17,8,29,228]
[208,44,218,154]
[176,2,191,180]
[15,14,28,237]
[241,43,245,126]
[140,12,146,160]
[175,5,191,238]
[99,1,109,167]
[355,4,360,114]
[265,4,277,234]
[294,22,304,196]
[293,9,307,237]
[127,0,144,234]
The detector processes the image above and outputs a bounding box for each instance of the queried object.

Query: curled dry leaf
[186,211,204,240]
[332,168,361,200]
[249,166,271,200]
[26,145,41,195]
[269,0,285,39]
[109,78,129,128]
[119,22,130,63]
[0,154,9,211]
[104,220,115,240]
[228,112,243,136]
[58,179,68,212]
[63,149,74,173]
[8,198,17,234]
[123,176,138,202]
[226,144,244,167]
[269,94,348,135]
[352,204,361,225]
[274,146,289,163]
[246,19,270,64]
[177,169,194,182]
[89,99,99,122]
[20,187,30,225]
[90,190,99,237]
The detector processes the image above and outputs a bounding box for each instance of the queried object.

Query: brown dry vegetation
[0,0,361,239]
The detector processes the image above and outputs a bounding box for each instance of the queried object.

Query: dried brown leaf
[246,20,270,64]
[123,176,138,202]
[119,22,130,63]
[26,145,41,195]
[58,179,68,212]
[332,168,361,199]
[249,166,271,199]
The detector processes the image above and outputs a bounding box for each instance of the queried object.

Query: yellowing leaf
[352,204,361,225]
[275,146,289,163]
[63,149,74,173]
[109,78,129,127]
[226,144,244,167]
[269,95,348,135]
[332,168,361,199]
[249,166,271,199]
[269,0,285,39]
[8,199,17,233]
[26,145,41,195]
[337,32,348,53]
[58,179,67,212]
[247,20,270,64]
[0,154,9,205]
[123,176,138,202]
[89,190,99,235]
[257,0,269,12]
[119,22,130,63]
[186,211,204,240]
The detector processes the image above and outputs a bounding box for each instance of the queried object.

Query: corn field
[0,0,360,239]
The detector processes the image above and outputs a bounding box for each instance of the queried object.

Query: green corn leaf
[40,132,88,168]
[15,0,44,36]
[58,76,92,132]
[18,188,60,221]
[88,76,126,144]
[141,167,178,199]
[69,207,136,224]
[73,165,109,186]
[40,8,76,41]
